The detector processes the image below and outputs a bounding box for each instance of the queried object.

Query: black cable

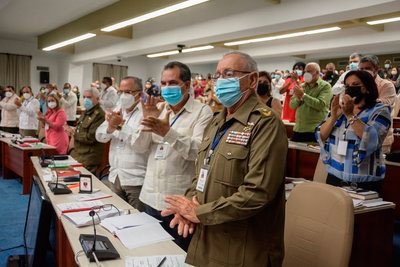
[0,244,24,252]
[89,210,96,253]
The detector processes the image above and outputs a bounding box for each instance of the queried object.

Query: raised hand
[14,98,22,107]
[331,95,343,119]
[141,109,172,137]
[107,109,124,133]
[141,94,162,119]
[342,94,356,117]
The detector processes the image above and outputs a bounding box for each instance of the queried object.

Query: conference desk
[287,141,396,267]
[393,117,400,129]
[31,157,185,267]
[1,138,57,194]
[283,120,294,139]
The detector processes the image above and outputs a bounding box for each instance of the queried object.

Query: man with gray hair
[359,55,397,153]
[161,52,288,266]
[71,87,105,174]
[332,52,362,95]
[96,77,148,210]
[290,62,332,142]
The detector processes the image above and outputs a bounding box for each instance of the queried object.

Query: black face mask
[326,71,333,77]
[257,82,270,96]
[345,85,364,104]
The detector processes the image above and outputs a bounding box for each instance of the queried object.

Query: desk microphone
[47,156,72,195]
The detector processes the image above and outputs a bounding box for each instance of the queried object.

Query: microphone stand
[89,210,101,267]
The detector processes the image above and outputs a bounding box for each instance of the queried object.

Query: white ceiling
[0,0,118,41]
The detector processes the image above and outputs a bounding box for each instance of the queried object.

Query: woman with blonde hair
[37,95,69,154]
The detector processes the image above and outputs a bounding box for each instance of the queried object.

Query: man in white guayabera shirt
[131,61,212,250]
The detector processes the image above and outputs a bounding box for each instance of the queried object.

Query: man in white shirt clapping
[60,83,78,126]
[16,86,40,137]
[96,76,149,211]
[99,77,118,113]
[131,62,213,250]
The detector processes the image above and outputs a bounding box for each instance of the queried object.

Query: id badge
[196,165,209,192]
[337,140,348,156]
[154,143,169,160]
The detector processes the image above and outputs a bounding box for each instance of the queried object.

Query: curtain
[0,53,31,94]
[92,63,128,88]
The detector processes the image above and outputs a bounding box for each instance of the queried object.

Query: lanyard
[124,107,138,126]
[205,123,232,165]
[170,110,184,127]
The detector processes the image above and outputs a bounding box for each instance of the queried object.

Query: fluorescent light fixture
[101,0,209,32]
[147,50,179,58]
[42,33,96,51]
[182,45,214,53]
[366,16,400,25]
[224,26,341,46]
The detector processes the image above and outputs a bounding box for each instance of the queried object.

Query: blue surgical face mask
[295,70,303,76]
[349,62,359,71]
[161,86,183,106]
[215,76,247,108]
[83,97,93,110]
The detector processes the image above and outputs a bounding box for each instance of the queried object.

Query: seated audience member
[271,70,285,102]
[290,63,332,142]
[257,71,282,117]
[332,52,362,95]
[316,70,391,192]
[60,83,78,126]
[323,62,340,86]
[16,86,40,137]
[0,86,19,134]
[131,61,212,250]
[96,77,148,211]
[359,55,397,154]
[161,52,288,267]
[71,88,105,174]
[99,76,118,112]
[280,62,306,122]
[37,95,69,154]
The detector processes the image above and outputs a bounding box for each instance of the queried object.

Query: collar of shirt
[213,92,259,127]
[165,95,195,115]
[303,77,324,90]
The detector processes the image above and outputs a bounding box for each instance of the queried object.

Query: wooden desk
[283,121,294,139]
[392,133,400,151]
[393,117,400,129]
[1,139,56,194]
[31,157,185,267]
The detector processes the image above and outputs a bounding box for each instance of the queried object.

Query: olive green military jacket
[185,93,288,267]
[71,104,105,174]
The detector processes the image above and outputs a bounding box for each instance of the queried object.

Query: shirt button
[227,152,232,156]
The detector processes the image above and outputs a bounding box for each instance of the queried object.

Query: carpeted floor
[0,178,28,267]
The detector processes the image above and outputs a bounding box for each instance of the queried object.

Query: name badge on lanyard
[154,142,169,160]
[337,140,348,156]
[196,165,209,192]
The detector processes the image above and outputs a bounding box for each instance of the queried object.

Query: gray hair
[84,87,100,98]
[360,55,379,68]
[350,52,362,60]
[223,51,258,72]
[121,76,143,91]
[306,62,321,73]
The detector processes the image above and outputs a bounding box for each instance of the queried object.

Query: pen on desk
[62,207,92,214]
[157,256,166,267]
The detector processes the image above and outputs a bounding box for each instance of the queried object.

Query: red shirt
[281,76,304,122]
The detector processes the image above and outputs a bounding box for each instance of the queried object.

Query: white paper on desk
[125,255,186,267]
[364,201,393,208]
[63,207,120,227]
[57,200,103,212]
[75,192,112,202]
[106,212,160,230]
[116,223,173,249]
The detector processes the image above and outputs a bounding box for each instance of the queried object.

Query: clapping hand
[37,111,46,122]
[330,95,343,119]
[141,95,171,137]
[341,94,356,117]
[293,85,304,100]
[106,109,124,133]
[14,98,22,107]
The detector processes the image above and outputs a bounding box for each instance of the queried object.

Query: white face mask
[49,91,57,96]
[5,92,13,98]
[23,93,31,99]
[304,72,313,83]
[48,101,57,109]
[120,93,136,110]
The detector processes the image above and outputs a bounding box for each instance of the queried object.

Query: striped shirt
[315,103,391,183]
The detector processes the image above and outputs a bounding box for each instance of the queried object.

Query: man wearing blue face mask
[71,88,105,174]
[160,52,288,267]
[130,61,213,250]
[332,52,362,95]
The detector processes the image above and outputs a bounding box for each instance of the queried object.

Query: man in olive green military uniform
[162,52,288,267]
[71,88,105,174]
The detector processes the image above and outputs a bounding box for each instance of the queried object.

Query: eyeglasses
[91,204,120,221]
[211,69,252,80]
[117,90,141,96]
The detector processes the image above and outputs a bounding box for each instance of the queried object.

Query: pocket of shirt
[214,146,249,187]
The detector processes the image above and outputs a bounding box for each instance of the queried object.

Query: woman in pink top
[37,95,69,154]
